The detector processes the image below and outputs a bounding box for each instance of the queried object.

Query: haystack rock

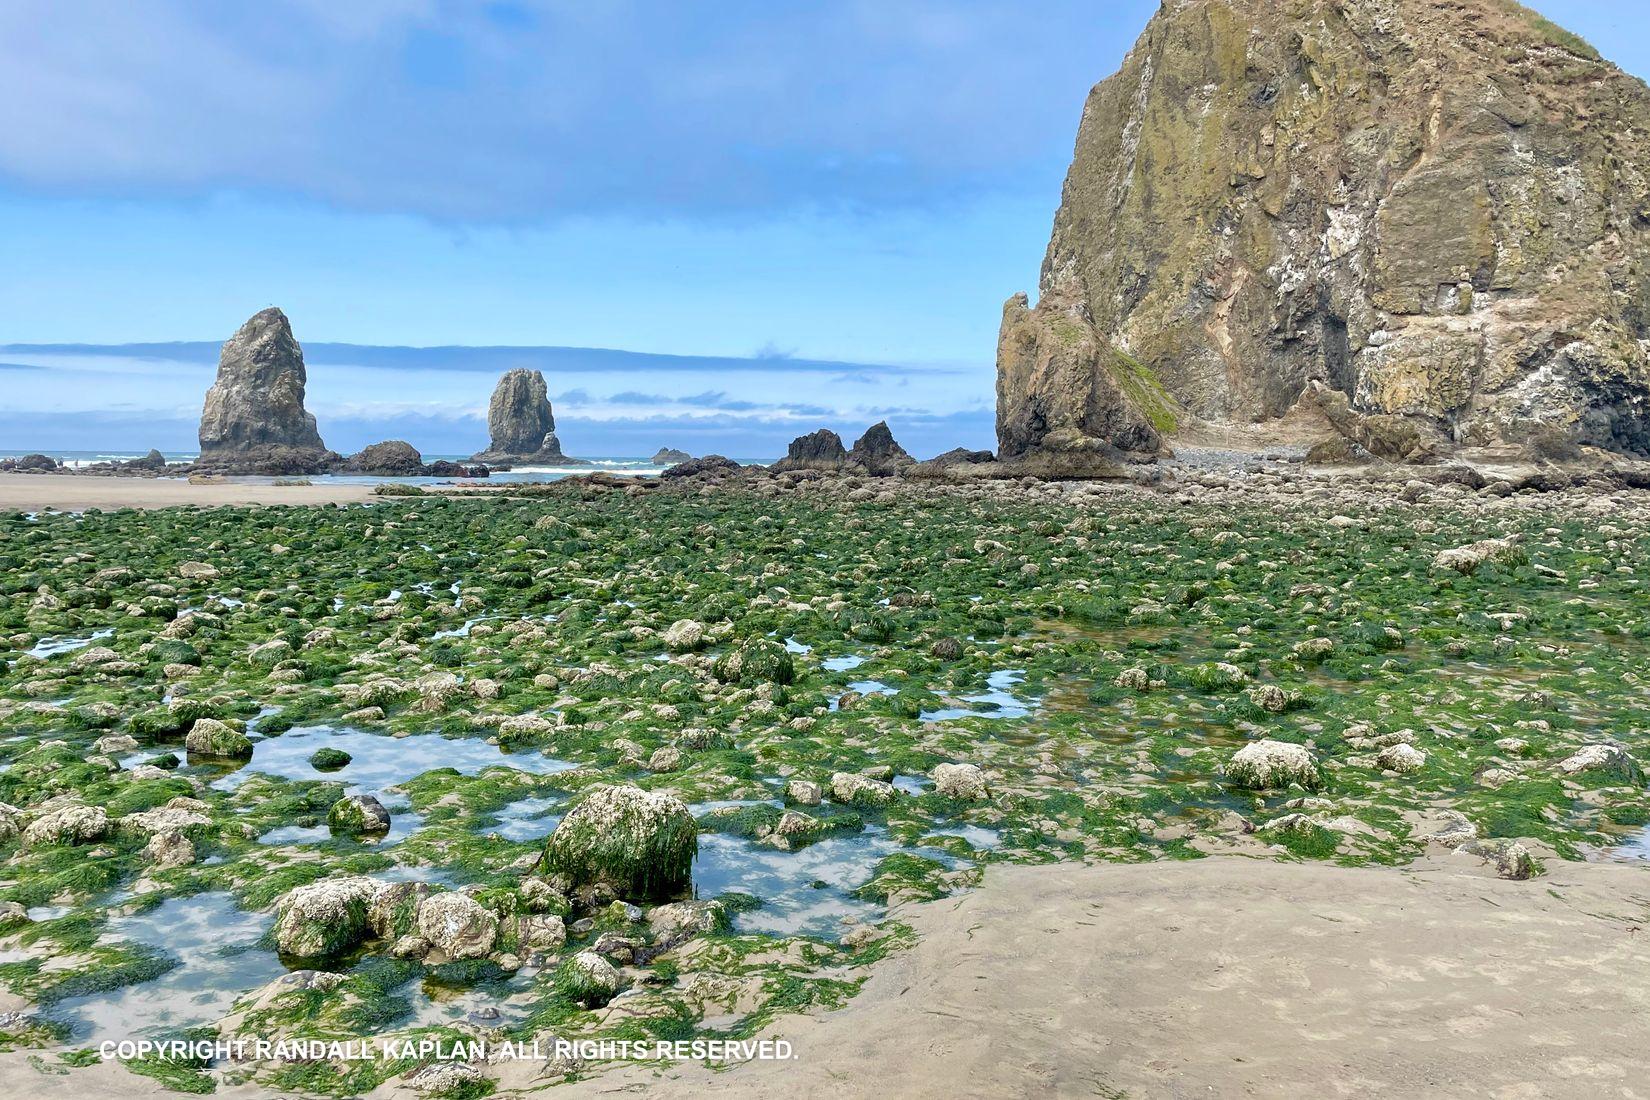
[473,369,585,464]
[845,421,915,476]
[997,0,1650,467]
[198,308,333,472]
[771,429,848,472]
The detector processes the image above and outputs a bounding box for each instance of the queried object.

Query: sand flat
[540,856,1650,1099]
[0,473,376,511]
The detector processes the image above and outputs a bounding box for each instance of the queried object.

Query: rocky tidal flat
[0,471,1647,1094]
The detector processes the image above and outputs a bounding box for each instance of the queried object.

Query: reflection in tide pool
[693,828,901,939]
[487,795,564,842]
[47,894,283,1046]
[920,669,1037,721]
[211,725,574,793]
[26,629,114,659]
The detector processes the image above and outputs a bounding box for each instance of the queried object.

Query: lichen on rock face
[998,0,1650,461]
[541,784,697,901]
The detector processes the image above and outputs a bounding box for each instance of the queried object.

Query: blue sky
[1,1,1643,458]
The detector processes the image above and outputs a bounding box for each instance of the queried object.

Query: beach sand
[7,854,1647,1099]
[0,473,377,511]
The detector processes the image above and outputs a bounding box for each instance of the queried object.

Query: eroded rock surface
[474,369,584,464]
[198,308,331,472]
[998,0,1650,464]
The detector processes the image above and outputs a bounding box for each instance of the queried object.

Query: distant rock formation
[773,424,917,477]
[996,0,1650,464]
[346,440,426,476]
[473,369,586,464]
[771,429,848,472]
[660,455,743,480]
[197,308,333,472]
[125,449,168,472]
[2,454,58,473]
[845,421,914,476]
[651,447,692,465]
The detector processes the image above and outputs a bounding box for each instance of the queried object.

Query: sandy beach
[7,854,1647,1099]
[0,473,377,511]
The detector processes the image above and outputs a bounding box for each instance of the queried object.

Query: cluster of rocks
[265,784,721,1009]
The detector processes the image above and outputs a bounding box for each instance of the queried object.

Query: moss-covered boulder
[309,747,352,770]
[183,717,253,760]
[327,793,391,836]
[541,784,696,901]
[712,638,794,685]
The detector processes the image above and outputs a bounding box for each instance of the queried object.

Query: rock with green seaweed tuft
[1557,742,1642,786]
[327,793,391,836]
[183,717,253,759]
[712,638,794,685]
[541,784,697,901]
[1226,740,1322,792]
[554,950,620,1007]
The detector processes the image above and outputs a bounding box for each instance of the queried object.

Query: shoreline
[0,473,378,511]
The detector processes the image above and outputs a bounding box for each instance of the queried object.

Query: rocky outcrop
[998,0,1650,462]
[845,421,915,476]
[772,429,848,472]
[473,369,585,464]
[651,447,692,465]
[198,308,333,472]
[659,454,743,481]
[345,440,425,476]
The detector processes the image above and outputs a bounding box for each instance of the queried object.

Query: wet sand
[0,473,376,511]
[542,855,1650,1099]
[4,855,1648,1098]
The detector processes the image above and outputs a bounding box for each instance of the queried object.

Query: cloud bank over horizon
[0,340,993,461]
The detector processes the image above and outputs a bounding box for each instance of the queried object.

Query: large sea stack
[997,0,1650,468]
[197,308,333,473]
[473,369,584,464]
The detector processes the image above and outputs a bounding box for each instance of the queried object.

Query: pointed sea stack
[473,369,586,464]
[196,308,334,473]
[996,0,1650,466]
[771,429,848,472]
[845,421,914,476]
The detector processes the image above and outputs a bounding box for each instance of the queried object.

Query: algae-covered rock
[1557,742,1643,785]
[555,949,620,1007]
[327,793,391,836]
[274,875,381,958]
[541,785,696,901]
[1434,538,1527,575]
[1226,741,1322,791]
[184,718,253,760]
[662,619,705,652]
[830,772,896,808]
[712,638,794,685]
